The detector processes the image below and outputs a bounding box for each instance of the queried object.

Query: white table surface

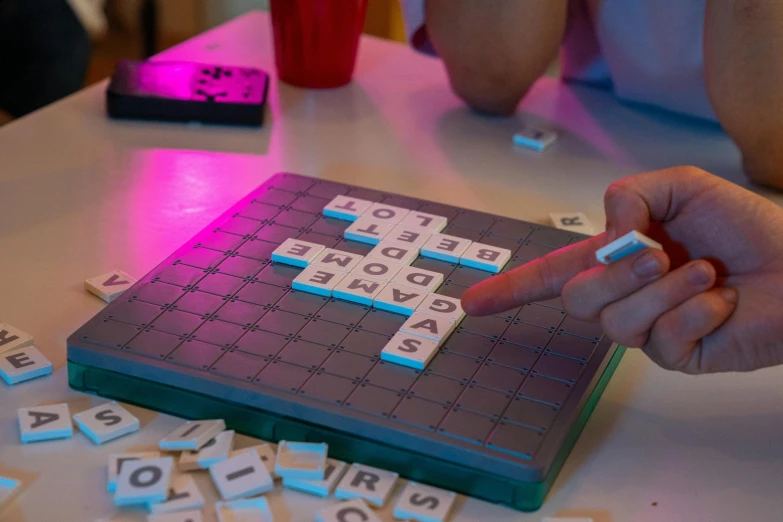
[1,10,782,522]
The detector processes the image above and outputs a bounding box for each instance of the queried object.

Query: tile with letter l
[334,463,399,507]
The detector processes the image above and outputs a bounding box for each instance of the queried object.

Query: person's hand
[461,167,783,373]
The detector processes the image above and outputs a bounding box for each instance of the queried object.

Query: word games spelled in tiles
[73,401,139,445]
[400,210,448,232]
[18,403,73,443]
[85,270,137,303]
[344,217,394,245]
[459,243,511,274]
[332,276,385,306]
[283,458,347,497]
[274,441,328,480]
[316,499,381,522]
[550,212,595,236]
[149,474,205,514]
[179,430,235,471]
[373,283,428,316]
[0,323,34,354]
[293,265,346,297]
[420,234,472,264]
[335,463,399,507]
[393,481,457,522]
[352,258,403,282]
[400,312,455,343]
[595,230,662,264]
[512,125,558,152]
[392,266,443,292]
[312,249,364,272]
[216,496,274,522]
[114,456,174,506]
[380,332,439,371]
[417,294,465,323]
[367,241,418,266]
[0,476,22,513]
[209,449,274,500]
[323,195,373,222]
[271,238,325,268]
[230,444,278,478]
[148,510,204,522]
[0,346,52,385]
[159,419,225,451]
[108,452,160,492]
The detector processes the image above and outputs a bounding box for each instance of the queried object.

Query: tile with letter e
[364,202,409,224]
[323,195,373,221]
[351,257,403,282]
[486,422,544,459]
[114,456,174,506]
[274,441,328,480]
[179,430,235,471]
[400,210,448,232]
[335,463,399,507]
[385,223,433,247]
[459,243,511,273]
[344,217,394,245]
[400,313,455,343]
[416,294,465,323]
[393,481,457,522]
[391,395,450,431]
[292,265,345,297]
[284,458,347,497]
[316,499,381,522]
[332,276,385,306]
[159,419,225,451]
[391,265,443,292]
[312,249,364,272]
[17,403,72,443]
[209,450,274,500]
[216,496,273,522]
[85,270,137,303]
[420,234,472,263]
[0,323,34,354]
[438,408,495,445]
[108,452,160,493]
[271,238,325,268]
[381,332,439,370]
[73,401,139,445]
[148,510,204,522]
[149,474,205,514]
[373,283,427,316]
[345,384,403,418]
[0,346,52,385]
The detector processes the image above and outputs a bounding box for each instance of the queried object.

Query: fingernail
[719,287,738,304]
[633,251,663,278]
[687,263,712,285]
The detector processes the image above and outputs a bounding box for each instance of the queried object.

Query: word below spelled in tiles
[18,403,73,443]
[393,481,457,522]
[159,419,225,451]
[595,230,662,264]
[108,452,160,493]
[85,270,137,303]
[216,496,274,522]
[550,212,595,236]
[149,474,205,514]
[271,238,325,268]
[283,458,347,497]
[114,456,174,506]
[179,430,235,471]
[373,283,428,316]
[73,401,140,445]
[274,441,328,480]
[0,323,34,354]
[209,449,274,500]
[335,462,399,507]
[0,346,52,385]
[316,498,381,522]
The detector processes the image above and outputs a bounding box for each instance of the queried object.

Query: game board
[67,173,624,511]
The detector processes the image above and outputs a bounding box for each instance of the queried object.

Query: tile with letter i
[0,476,22,513]
[391,265,444,292]
[0,323,33,354]
[381,332,440,370]
[416,294,465,323]
[148,509,204,522]
[400,211,448,232]
[323,195,373,222]
[316,499,381,522]
[148,474,205,514]
[393,481,457,522]
[292,265,346,297]
[85,270,137,303]
[179,430,235,471]
[550,212,595,236]
[271,238,325,268]
[335,463,399,507]
[209,449,274,500]
[108,452,160,493]
[283,458,347,497]
[159,419,225,451]
[400,312,455,343]
[332,276,385,306]
[420,234,472,263]
[17,403,73,443]
[344,216,394,245]
[312,249,364,272]
[373,283,428,316]
[385,223,433,248]
[73,401,139,445]
[459,242,511,273]
[216,496,274,522]
[230,443,278,478]
[274,440,328,480]
[0,346,52,385]
[367,241,419,265]
[364,202,410,224]
[351,257,403,282]
[114,456,174,506]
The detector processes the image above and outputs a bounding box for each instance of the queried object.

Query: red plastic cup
[270,0,369,89]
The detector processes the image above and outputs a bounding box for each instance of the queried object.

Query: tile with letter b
[381,332,439,370]
[459,242,511,273]
[270,238,325,268]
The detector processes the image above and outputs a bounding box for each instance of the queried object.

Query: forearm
[704,0,783,189]
[425,0,566,116]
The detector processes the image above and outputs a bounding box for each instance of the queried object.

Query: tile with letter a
[179,430,235,471]
[400,312,455,343]
[114,456,174,506]
[459,242,511,273]
[0,323,34,354]
[0,346,52,385]
[385,223,433,248]
[344,217,394,245]
[332,275,385,306]
[334,462,399,507]
[17,403,73,443]
[367,241,419,266]
[316,499,381,522]
[216,496,274,522]
[108,451,160,493]
[381,332,439,370]
[148,510,204,522]
[364,202,410,224]
[85,270,137,303]
[420,234,472,263]
[149,474,205,514]
[351,257,403,282]
[283,458,347,497]
[73,401,139,445]
[312,249,364,272]
[400,210,448,232]
[274,440,328,480]
[549,212,595,235]
[373,283,428,316]
[416,294,465,323]
[391,265,444,292]
[159,419,225,451]
[230,443,278,477]
[209,450,274,500]
[323,195,373,222]
[271,238,325,268]
[292,265,346,297]
[393,481,457,522]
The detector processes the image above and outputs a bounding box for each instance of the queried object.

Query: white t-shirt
[400,0,717,122]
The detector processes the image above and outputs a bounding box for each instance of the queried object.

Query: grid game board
[67,173,623,511]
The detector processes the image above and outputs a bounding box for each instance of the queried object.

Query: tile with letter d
[292,265,346,297]
[367,241,419,266]
[420,234,472,263]
[373,283,428,316]
[73,401,139,445]
[0,323,34,354]
[316,499,381,522]
[332,276,386,306]
[312,249,364,272]
[335,463,399,507]
[209,450,274,500]
[114,456,174,506]
[283,458,347,497]
[149,474,205,514]
[459,242,511,273]
[159,419,225,451]
[0,346,52,385]
[381,332,440,370]
[17,403,73,443]
[393,481,457,522]
[400,211,448,232]
[400,312,455,343]
[323,195,373,222]
[271,238,326,268]
[391,266,443,292]
[416,294,465,323]
[344,217,394,245]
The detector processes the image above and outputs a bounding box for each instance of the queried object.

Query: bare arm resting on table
[425,0,567,116]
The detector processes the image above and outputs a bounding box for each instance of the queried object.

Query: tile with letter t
[323,195,373,222]
[274,440,328,480]
[0,323,34,354]
[209,449,274,500]
[108,451,160,493]
[400,312,455,343]
[391,265,443,292]
[381,332,440,370]
[393,481,457,522]
[459,242,511,273]
[149,474,205,514]
[179,430,235,471]
[367,241,419,266]
[148,510,204,522]
[292,265,346,297]
[283,458,347,497]
[73,401,139,445]
[159,419,225,451]
[85,270,137,303]
[335,463,399,507]
[17,403,73,443]
[332,275,386,306]
[420,233,472,263]
[312,248,364,272]
[114,456,174,506]
[344,216,394,245]
[401,210,448,232]
[316,499,381,522]
[373,283,428,316]
[0,346,52,385]
[416,294,465,323]
[271,238,325,268]
[216,496,274,522]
